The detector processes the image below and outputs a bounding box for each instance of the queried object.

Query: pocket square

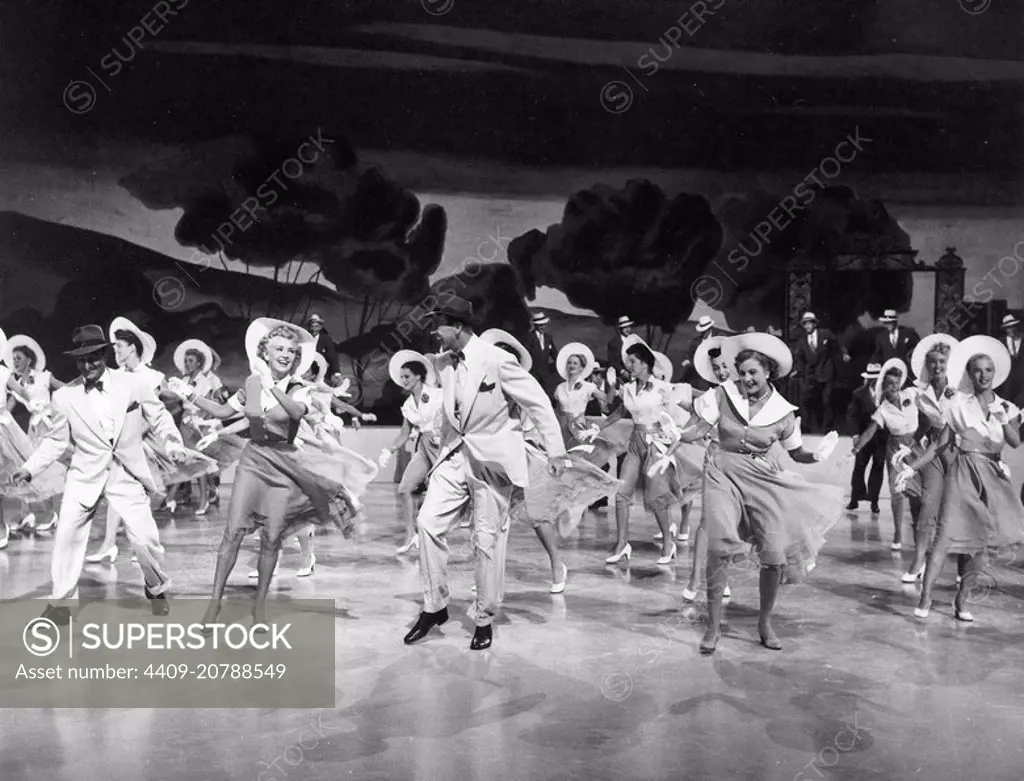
[126,401,140,412]
[479,381,496,393]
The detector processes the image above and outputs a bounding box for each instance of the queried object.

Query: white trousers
[50,465,170,600]
[417,450,514,627]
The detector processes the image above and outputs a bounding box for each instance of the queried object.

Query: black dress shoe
[42,604,71,626]
[846,500,859,511]
[403,608,448,644]
[870,503,881,515]
[470,625,492,651]
[145,588,170,616]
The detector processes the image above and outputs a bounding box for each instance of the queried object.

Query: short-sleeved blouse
[621,377,675,426]
[401,386,444,438]
[555,380,597,417]
[945,393,1020,455]
[871,389,920,437]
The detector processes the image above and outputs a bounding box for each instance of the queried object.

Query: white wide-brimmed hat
[1001,313,1021,330]
[6,335,46,372]
[388,349,437,388]
[616,315,634,329]
[652,351,673,382]
[480,329,533,371]
[174,338,214,375]
[695,315,715,333]
[244,318,315,378]
[109,317,156,366]
[879,309,899,323]
[861,362,882,379]
[208,348,222,373]
[308,353,329,383]
[911,333,958,386]
[556,342,595,380]
[729,332,794,379]
[947,335,1011,394]
[694,335,734,385]
[874,358,909,405]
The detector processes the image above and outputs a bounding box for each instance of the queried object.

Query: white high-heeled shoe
[85,546,117,564]
[17,513,37,531]
[34,513,58,532]
[248,564,281,579]
[656,543,677,566]
[605,543,632,564]
[396,536,420,555]
[900,567,924,584]
[296,554,316,578]
[550,563,568,594]
[681,586,698,602]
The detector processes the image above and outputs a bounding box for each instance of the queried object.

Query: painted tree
[507,179,723,351]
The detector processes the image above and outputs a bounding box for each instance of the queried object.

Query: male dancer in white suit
[403,297,568,650]
[14,325,187,624]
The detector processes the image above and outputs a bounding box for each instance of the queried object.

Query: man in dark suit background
[680,316,724,392]
[869,309,919,373]
[846,363,885,513]
[606,315,634,384]
[997,313,1024,405]
[307,313,339,377]
[792,311,850,433]
[526,311,559,396]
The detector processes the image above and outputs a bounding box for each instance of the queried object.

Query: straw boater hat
[173,338,214,375]
[801,312,817,323]
[693,335,734,385]
[531,311,550,328]
[480,329,533,371]
[616,315,634,330]
[729,332,794,379]
[861,362,882,380]
[109,317,156,365]
[911,334,959,386]
[6,335,46,373]
[879,309,899,323]
[874,358,909,405]
[388,349,437,388]
[556,342,595,381]
[244,318,316,378]
[652,351,674,382]
[946,335,1012,394]
[1001,313,1021,330]
[695,315,715,333]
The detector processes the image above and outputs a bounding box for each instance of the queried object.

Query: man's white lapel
[110,372,133,446]
[68,383,107,444]
[461,358,485,427]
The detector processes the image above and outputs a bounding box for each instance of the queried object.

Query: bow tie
[85,378,104,393]
[450,350,465,367]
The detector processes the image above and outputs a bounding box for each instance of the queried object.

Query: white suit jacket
[433,335,566,487]
[22,368,184,504]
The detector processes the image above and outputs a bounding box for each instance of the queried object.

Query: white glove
[250,358,273,385]
[361,413,377,423]
[813,431,839,462]
[378,449,393,468]
[569,444,595,455]
[894,466,916,494]
[166,377,194,400]
[991,404,1009,425]
[890,444,912,469]
[333,378,352,398]
[196,432,219,451]
[647,454,673,477]
[579,425,600,443]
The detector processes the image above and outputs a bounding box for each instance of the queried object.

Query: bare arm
[852,421,880,454]
[388,419,413,451]
[269,385,307,421]
[906,425,953,472]
[191,395,241,420]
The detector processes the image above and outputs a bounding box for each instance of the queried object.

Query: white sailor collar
[723,381,797,426]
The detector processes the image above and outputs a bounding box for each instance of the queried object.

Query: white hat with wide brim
[208,348,222,374]
[110,317,157,366]
[693,335,734,386]
[308,353,329,383]
[947,335,1011,394]
[911,333,959,387]
[6,334,46,373]
[556,342,595,381]
[480,329,533,372]
[389,349,437,388]
[244,318,316,378]
[174,338,214,375]
[729,332,794,379]
[874,358,909,405]
[652,351,673,382]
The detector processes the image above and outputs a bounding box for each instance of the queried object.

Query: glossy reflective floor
[1,458,1023,781]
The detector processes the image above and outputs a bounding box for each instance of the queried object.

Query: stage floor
[1,482,1023,781]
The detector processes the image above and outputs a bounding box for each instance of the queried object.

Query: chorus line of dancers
[5,297,1023,654]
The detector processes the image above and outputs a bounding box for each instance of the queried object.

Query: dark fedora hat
[425,295,474,324]
[64,325,111,356]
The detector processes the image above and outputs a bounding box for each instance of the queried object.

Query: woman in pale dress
[590,336,702,566]
[168,339,221,515]
[1,335,66,543]
[482,330,619,592]
[379,350,444,555]
[680,336,734,603]
[897,336,1024,622]
[178,319,363,627]
[553,343,609,449]
[84,319,217,563]
[202,348,226,508]
[899,334,961,583]
[664,333,842,654]
[850,358,923,552]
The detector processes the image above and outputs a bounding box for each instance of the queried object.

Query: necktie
[891,332,897,348]
[450,350,465,368]
[810,332,816,350]
[85,378,104,393]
